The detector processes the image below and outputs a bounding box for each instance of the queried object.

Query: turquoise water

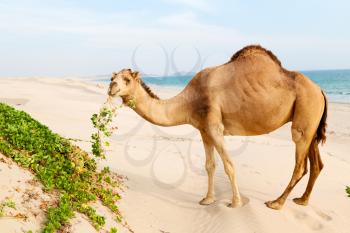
[95,69,350,103]
[303,70,350,103]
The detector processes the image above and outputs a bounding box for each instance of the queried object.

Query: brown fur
[317,91,328,145]
[139,79,160,99]
[230,45,283,67]
[109,45,327,210]
[230,45,298,79]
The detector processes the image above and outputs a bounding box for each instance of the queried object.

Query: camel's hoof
[227,202,243,208]
[199,197,215,205]
[293,197,308,206]
[227,200,243,208]
[265,200,283,210]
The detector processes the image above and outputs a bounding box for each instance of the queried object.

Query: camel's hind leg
[265,77,325,210]
[265,131,311,210]
[293,139,324,205]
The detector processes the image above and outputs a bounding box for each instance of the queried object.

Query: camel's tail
[316,90,328,145]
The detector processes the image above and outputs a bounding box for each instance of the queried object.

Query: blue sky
[0,0,349,77]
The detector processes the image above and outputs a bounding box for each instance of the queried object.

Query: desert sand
[0,77,349,233]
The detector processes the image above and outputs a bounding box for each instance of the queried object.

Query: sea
[92,69,350,104]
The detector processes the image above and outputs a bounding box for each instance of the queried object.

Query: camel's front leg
[199,131,216,205]
[208,124,243,207]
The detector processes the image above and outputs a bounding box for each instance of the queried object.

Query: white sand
[0,77,349,233]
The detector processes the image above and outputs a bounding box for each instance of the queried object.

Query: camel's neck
[127,85,190,127]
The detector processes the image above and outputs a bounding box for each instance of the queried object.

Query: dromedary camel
[108,45,327,210]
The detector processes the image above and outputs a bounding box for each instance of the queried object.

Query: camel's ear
[111,72,117,81]
[132,71,140,81]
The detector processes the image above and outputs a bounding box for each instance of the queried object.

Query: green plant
[90,97,137,159]
[346,186,350,197]
[0,199,16,217]
[3,199,16,209]
[0,103,123,232]
[110,227,118,233]
[126,98,136,109]
[91,100,120,158]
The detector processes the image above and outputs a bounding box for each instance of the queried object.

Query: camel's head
[108,69,140,97]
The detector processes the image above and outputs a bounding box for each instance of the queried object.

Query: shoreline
[1,76,350,105]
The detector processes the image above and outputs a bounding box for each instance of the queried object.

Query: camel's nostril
[108,83,119,96]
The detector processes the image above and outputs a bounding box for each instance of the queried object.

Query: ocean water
[95,69,350,104]
[303,70,350,103]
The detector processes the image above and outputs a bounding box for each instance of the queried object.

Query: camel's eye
[123,77,130,84]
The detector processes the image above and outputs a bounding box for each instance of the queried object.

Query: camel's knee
[205,160,215,173]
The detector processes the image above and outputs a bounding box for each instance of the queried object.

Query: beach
[0,77,350,233]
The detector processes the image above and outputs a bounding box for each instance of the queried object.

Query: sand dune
[0,154,56,233]
[0,98,29,106]
[0,77,349,233]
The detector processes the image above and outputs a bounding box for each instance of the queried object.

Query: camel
[108,45,327,210]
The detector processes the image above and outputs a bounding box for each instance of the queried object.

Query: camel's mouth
[109,90,120,97]
[108,85,120,97]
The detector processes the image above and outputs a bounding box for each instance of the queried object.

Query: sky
[0,0,349,77]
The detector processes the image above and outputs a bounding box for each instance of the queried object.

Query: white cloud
[161,0,212,12]
[157,11,199,27]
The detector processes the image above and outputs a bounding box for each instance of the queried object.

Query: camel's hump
[230,45,282,67]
